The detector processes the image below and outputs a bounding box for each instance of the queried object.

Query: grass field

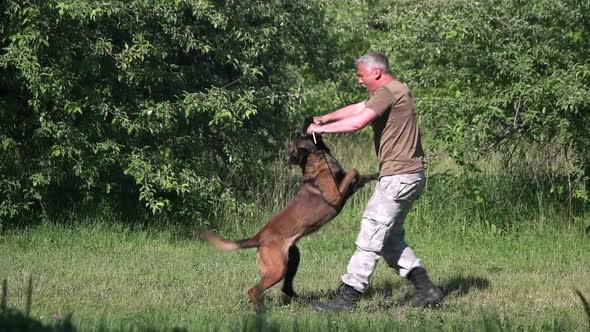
[1,135,589,331]
[1,220,588,331]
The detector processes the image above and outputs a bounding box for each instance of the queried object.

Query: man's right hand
[314,117,325,126]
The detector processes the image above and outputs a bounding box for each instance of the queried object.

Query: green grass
[1,216,589,331]
[1,135,589,331]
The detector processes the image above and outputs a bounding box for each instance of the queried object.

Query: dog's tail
[201,230,259,251]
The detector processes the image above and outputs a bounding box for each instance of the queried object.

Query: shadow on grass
[289,286,341,307]
[365,275,490,309]
[291,274,491,311]
[0,309,76,332]
[0,277,195,332]
[1,277,76,332]
[441,275,491,296]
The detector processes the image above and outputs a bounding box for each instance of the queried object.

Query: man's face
[356,63,380,93]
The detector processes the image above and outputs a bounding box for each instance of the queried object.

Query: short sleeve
[365,88,394,116]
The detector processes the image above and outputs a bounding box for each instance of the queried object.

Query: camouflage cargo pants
[341,171,426,293]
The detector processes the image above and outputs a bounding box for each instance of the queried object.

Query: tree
[372,0,589,197]
[0,0,335,226]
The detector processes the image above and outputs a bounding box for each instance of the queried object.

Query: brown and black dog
[202,117,376,312]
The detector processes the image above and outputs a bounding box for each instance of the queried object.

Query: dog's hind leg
[248,243,287,312]
[282,244,300,299]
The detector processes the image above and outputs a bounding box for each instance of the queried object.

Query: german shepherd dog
[202,116,376,312]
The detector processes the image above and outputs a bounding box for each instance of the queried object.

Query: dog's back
[203,151,347,251]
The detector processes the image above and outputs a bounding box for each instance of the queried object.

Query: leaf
[51,146,61,157]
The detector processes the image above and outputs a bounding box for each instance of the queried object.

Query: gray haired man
[306,51,443,312]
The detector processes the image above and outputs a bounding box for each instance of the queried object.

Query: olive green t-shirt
[365,79,425,176]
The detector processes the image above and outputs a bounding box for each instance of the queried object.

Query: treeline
[1,0,588,227]
[0,0,343,225]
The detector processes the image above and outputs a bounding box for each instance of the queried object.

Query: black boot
[314,284,361,312]
[407,267,443,307]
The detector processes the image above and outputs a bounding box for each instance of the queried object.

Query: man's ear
[373,68,382,79]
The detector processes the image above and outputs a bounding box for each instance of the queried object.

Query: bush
[371,0,589,203]
[0,0,335,226]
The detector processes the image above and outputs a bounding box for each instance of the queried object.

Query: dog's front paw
[352,172,379,191]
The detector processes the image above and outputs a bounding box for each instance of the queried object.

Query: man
[306,51,443,312]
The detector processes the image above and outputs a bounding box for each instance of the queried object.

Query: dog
[202,116,377,312]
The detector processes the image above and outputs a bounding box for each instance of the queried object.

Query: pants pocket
[355,218,389,252]
[394,178,424,202]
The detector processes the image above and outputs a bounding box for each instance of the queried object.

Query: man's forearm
[317,116,366,133]
[316,101,365,124]
[308,108,378,135]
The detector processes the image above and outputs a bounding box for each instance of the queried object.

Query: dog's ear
[287,136,317,166]
[287,146,308,166]
[287,148,298,166]
[302,115,314,132]
[297,147,309,165]
[299,115,333,153]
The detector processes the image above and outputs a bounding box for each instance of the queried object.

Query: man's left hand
[307,123,323,135]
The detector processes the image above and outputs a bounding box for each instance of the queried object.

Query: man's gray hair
[355,52,391,74]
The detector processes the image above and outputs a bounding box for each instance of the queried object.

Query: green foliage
[370,0,589,195]
[2,0,589,227]
[298,1,373,121]
[0,0,335,226]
